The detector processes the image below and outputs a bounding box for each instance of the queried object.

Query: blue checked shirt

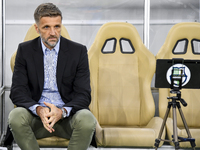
[29,38,72,116]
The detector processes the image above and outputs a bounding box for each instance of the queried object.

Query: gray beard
[43,38,58,48]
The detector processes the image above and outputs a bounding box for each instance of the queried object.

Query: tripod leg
[154,103,171,149]
[177,104,196,149]
[172,103,179,150]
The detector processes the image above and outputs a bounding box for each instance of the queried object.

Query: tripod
[154,89,196,150]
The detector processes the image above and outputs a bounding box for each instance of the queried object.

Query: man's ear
[34,23,39,34]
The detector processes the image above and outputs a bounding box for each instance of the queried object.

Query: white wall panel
[6,0,143,20]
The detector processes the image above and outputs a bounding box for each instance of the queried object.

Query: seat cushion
[100,117,165,147]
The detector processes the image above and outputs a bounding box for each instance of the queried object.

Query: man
[8,3,96,150]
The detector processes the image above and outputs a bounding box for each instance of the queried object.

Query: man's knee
[8,107,32,130]
[73,109,96,131]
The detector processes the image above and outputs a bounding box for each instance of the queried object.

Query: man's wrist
[36,106,43,116]
[61,108,67,119]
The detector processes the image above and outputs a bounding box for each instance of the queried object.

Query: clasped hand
[36,102,63,133]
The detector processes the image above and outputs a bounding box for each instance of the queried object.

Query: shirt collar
[41,37,60,54]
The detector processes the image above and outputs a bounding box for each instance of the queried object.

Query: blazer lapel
[57,37,69,91]
[33,38,44,92]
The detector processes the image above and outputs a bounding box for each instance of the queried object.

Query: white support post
[144,0,150,49]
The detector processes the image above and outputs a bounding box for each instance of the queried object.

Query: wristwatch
[61,108,67,119]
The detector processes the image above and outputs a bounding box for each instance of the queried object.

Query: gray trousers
[8,107,96,150]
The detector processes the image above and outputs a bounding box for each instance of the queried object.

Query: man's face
[35,16,62,50]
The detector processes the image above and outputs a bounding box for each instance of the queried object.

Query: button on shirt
[29,39,72,116]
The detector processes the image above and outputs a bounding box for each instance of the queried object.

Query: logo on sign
[166,64,191,87]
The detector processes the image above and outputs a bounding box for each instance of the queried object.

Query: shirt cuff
[63,107,72,117]
[29,104,40,116]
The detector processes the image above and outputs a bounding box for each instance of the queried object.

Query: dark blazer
[10,36,91,115]
[7,36,97,147]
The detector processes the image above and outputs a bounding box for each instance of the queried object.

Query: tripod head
[168,89,187,107]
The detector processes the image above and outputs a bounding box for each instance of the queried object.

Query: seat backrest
[10,24,71,72]
[156,22,200,127]
[88,22,156,127]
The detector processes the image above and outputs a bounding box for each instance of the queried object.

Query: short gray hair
[34,3,62,24]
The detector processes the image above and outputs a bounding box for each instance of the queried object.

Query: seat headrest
[91,22,143,53]
[156,22,200,59]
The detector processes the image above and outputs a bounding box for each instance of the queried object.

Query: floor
[0,144,199,150]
